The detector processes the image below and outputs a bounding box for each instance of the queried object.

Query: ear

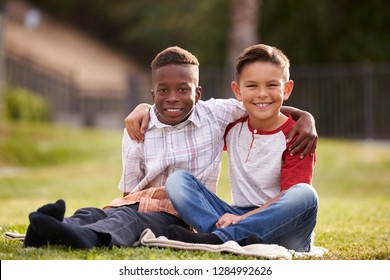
[283,80,294,101]
[195,86,202,103]
[151,90,156,102]
[231,81,242,101]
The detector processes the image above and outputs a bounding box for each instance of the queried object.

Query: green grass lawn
[0,122,389,260]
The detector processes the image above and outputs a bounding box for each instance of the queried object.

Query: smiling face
[231,61,294,130]
[151,64,202,126]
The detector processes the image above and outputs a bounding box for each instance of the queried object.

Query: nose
[166,91,179,102]
[256,87,267,98]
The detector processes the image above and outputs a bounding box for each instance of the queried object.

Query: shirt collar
[147,104,201,130]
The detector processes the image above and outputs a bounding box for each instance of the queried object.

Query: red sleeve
[280,139,316,191]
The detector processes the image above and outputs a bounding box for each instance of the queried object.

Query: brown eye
[178,88,189,94]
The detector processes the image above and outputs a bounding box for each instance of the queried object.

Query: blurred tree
[28,0,230,67]
[220,0,259,98]
[227,0,259,69]
[26,0,390,66]
[260,0,390,63]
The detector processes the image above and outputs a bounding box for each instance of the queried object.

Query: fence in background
[4,56,390,139]
[201,62,390,140]
[5,55,138,128]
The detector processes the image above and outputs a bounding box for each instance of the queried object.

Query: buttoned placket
[166,121,189,173]
[245,128,257,163]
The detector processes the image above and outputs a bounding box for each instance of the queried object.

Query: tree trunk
[227,0,260,75]
[224,0,260,97]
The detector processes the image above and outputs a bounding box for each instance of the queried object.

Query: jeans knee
[291,183,319,208]
[165,170,192,197]
[74,207,106,218]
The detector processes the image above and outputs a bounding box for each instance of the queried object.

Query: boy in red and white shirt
[166,44,318,252]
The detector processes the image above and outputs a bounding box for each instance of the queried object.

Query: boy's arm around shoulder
[125,103,152,141]
[125,99,247,142]
[281,141,316,191]
[202,98,247,129]
[281,106,317,158]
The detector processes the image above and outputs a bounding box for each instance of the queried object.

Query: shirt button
[254,129,257,133]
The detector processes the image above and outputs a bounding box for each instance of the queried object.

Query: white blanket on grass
[4,229,328,259]
[139,229,328,260]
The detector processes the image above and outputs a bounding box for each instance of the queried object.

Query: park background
[0,0,389,260]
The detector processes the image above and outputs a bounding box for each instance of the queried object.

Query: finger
[298,141,311,158]
[287,130,306,151]
[286,125,299,143]
[221,219,234,228]
[301,138,318,158]
[216,221,227,228]
[140,119,148,139]
[125,118,143,141]
[126,125,141,141]
[310,137,318,156]
[127,130,136,141]
[299,137,318,158]
[216,218,225,228]
[133,131,144,142]
[288,131,306,152]
[128,127,144,141]
[290,137,309,157]
[132,122,144,140]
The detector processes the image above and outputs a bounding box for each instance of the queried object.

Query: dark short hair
[235,44,290,81]
[151,46,199,71]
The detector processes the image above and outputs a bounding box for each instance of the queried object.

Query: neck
[248,113,288,131]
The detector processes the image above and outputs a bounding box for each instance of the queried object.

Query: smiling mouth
[253,102,272,107]
[165,108,182,112]
[164,108,183,117]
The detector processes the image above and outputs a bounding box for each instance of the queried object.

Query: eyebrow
[242,79,282,84]
[156,82,192,87]
[267,80,282,84]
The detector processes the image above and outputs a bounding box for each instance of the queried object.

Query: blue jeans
[166,170,319,252]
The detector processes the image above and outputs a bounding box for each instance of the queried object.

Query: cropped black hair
[151,46,199,70]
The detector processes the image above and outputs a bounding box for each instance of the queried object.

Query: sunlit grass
[0,122,389,259]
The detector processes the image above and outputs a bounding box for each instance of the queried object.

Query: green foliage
[27,0,390,66]
[28,0,230,67]
[3,86,51,123]
[261,0,390,63]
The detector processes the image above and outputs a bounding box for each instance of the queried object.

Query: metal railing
[5,55,390,139]
[200,62,390,140]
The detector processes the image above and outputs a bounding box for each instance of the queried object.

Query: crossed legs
[24,199,187,249]
[24,199,104,249]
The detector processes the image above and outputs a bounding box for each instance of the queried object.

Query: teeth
[166,109,181,112]
[255,103,269,107]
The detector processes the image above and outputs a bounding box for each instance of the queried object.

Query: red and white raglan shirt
[224,115,316,208]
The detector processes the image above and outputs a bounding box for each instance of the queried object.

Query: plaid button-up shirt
[105,98,246,216]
